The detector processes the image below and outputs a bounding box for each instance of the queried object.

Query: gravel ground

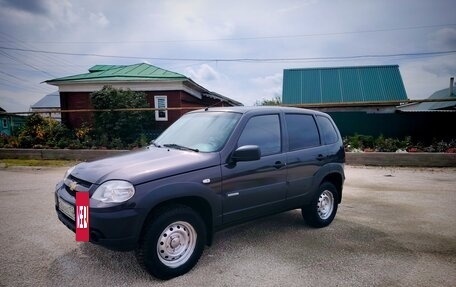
[0,165,455,287]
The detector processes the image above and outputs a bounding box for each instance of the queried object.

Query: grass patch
[0,159,79,167]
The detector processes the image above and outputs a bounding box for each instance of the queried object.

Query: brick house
[45,63,242,130]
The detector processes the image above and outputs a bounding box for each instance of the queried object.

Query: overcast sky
[0,0,455,112]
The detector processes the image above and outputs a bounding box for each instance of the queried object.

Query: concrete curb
[0,148,130,161]
[346,152,456,167]
[0,149,455,167]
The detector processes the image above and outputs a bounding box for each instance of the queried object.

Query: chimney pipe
[451,77,454,96]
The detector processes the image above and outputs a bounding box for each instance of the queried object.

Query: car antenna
[205,100,223,111]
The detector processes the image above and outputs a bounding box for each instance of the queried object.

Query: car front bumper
[55,182,143,251]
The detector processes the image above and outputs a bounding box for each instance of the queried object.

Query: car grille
[64,175,92,197]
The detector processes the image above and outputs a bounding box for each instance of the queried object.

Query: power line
[0,50,56,77]
[0,46,455,62]
[0,32,80,75]
[0,23,454,44]
[0,70,54,92]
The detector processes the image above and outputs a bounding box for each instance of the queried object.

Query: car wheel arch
[319,172,343,203]
[139,196,214,247]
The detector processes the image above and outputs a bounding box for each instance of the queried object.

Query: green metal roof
[46,63,187,83]
[88,65,126,72]
[282,65,408,104]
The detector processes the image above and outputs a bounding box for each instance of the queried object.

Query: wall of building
[329,111,456,141]
[60,89,231,131]
[0,115,26,136]
[60,92,93,128]
[0,115,10,135]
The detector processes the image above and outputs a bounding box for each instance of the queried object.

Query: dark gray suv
[55,106,345,279]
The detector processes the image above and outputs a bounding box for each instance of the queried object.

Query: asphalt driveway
[0,165,455,286]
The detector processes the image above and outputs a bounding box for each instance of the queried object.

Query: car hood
[70,147,220,185]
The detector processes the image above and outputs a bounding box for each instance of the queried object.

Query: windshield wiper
[163,144,199,152]
[149,140,161,148]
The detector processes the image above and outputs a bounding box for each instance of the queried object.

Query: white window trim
[2,118,7,128]
[154,95,168,121]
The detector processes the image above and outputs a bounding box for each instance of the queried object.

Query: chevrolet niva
[55,106,345,279]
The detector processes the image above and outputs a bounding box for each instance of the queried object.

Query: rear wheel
[302,182,338,228]
[136,205,206,280]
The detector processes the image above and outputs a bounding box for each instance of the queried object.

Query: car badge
[69,181,77,191]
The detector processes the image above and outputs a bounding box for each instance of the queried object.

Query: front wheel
[302,182,339,228]
[136,205,206,280]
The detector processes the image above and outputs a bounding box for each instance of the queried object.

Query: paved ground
[0,165,455,287]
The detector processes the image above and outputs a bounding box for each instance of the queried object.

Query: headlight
[92,180,135,203]
[63,166,76,180]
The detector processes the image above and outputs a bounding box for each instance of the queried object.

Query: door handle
[316,154,326,161]
[273,161,286,169]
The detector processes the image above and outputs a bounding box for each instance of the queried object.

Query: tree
[91,86,155,146]
[16,113,71,148]
[255,95,282,106]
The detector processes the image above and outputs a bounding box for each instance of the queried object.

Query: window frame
[285,113,321,151]
[315,115,339,145]
[2,118,7,129]
[236,113,282,157]
[154,95,168,121]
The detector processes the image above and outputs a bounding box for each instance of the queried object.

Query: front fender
[132,165,223,238]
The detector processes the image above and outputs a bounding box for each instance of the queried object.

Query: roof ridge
[284,64,399,71]
[46,63,187,83]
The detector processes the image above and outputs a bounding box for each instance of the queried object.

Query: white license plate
[58,197,75,221]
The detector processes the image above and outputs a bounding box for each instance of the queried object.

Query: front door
[221,114,287,224]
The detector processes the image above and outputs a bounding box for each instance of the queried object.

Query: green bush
[344,134,375,150]
[0,87,158,150]
[15,114,73,148]
[91,86,155,148]
[345,135,412,152]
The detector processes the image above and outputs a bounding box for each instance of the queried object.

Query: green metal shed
[282,65,408,105]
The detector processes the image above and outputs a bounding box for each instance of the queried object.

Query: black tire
[302,182,338,228]
[135,204,206,280]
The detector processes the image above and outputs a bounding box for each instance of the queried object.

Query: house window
[2,118,7,129]
[154,96,168,121]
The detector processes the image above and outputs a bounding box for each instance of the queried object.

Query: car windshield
[153,111,242,153]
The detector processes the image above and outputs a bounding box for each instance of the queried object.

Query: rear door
[221,113,287,223]
[284,113,326,203]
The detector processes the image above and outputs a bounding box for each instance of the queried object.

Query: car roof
[190,106,329,117]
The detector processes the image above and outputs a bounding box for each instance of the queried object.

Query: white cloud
[0,0,455,111]
[250,73,283,101]
[400,54,456,99]
[89,12,109,28]
[277,0,318,14]
[429,28,456,50]
[186,64,221,82]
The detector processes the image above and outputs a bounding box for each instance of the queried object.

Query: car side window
[285,114,320,150]
[316,115,338,145]
[237,114,281,156]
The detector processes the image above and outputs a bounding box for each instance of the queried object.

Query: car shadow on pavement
[45,209,456,286]
[45,243,158,285]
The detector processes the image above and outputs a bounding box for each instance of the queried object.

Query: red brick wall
[144,91,182,130]
[61,89,235,130]
[60,92,93,129]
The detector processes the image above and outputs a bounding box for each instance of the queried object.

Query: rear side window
[316,115,338,145]
[238,114,281,156]
[285,114,320,150]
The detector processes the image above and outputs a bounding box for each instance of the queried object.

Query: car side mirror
[231,145,261,162]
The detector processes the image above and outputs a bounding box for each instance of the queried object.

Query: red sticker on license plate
[76,192,89,242]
